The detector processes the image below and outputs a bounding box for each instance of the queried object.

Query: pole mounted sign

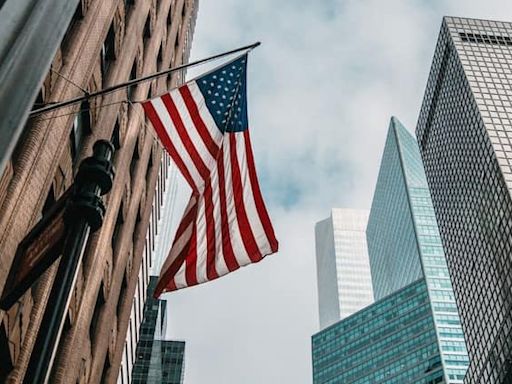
[0,189,71,309]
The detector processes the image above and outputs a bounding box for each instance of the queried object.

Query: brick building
[0,0,197,382]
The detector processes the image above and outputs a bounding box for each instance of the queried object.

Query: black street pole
[23,140,115,384]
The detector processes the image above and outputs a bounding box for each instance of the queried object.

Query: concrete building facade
[0,0,197,383]
[315,208,374,330]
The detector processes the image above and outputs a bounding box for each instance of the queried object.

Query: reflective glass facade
[312,279,445,384]
[315,209,374,329]
[367,118,468,382]
[416,16,512,384]
[132,277,185,384]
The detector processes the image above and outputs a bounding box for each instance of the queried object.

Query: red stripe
[161,94,210,181]
[142,101,197,192]
[204,180,218,280]
[217,147,239,272]
[185,225,198,286]
[243,130,279,252]
[229,134,262,262]
[179,86,220,158]
[154,195,198,297]
[173,195,198,242]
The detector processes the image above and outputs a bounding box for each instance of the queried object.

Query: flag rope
[29,42,261,119]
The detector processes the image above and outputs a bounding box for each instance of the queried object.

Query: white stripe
[223,136,252,266]
[172,88,218,170]
[188,82,224,144]
[152,97,203,191]
[158,195,197,286]
[172,262,188,290]
[235,132,272,256]
[211,164,229,276]
[194,194,208,283]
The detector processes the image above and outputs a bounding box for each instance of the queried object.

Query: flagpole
[29,41,261,118]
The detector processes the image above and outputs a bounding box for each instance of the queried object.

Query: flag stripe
[216,147,239,272]
[142,101,196,191]
[152,97,204,191]
[223,139,252,266]
[243,130,279,252]
[179,85,220,159]
[229,134,262,263]
[203,180,219,280]
[161,94,211,182]
[185,224,198,286]
[234,133,270,256]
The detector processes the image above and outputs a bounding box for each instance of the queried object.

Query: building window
[33,88,45,110]
[101,23,116,77]
[117,274,128,320]
[61,2,84,54]
[42,185,56,216]
[70,101,91,163]
[100,353,111,383]
[111,119,121,151]
[143,15,151,39]
[112,205,124,256]
[127,60,137,102]
[157,44,164,71]
[89,284,105,343]
[0,322,13,383]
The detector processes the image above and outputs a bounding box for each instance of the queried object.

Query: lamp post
[23,140,115,384]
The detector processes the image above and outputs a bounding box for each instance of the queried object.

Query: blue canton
[196,54,248,133]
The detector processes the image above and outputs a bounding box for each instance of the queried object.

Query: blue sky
[163,1,512,383]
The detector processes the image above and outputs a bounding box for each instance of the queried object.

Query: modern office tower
[131,277,185,384]
[315,209,374,329]
[368,117,468,382]
[0,1,197,383]
[312,118,468,384]
[416,16,512,384]
[313,279,451,384]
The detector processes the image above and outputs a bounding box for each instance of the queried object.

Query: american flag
[142,54,278,295]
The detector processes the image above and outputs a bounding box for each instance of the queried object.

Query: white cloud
[164,1,512,383]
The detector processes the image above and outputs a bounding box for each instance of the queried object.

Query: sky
[163,1,512,383]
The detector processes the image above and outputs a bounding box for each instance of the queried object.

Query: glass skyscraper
[315,209,374,329]
[416,16,512,384]
[312,279,447,384]
[312,118,468,383]
[132,277,185,384]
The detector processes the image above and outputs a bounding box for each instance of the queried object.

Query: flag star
[216,111,221,114]
[202,80,207,84]
[222,70,226,74]
[217,85,221,89]
[212,100,216,104]
[220,77,224,81]
[213,75,217,79]
[220,103,224,106]
[210,82,214,86]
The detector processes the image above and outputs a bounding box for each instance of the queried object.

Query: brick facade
[0,0,197,382]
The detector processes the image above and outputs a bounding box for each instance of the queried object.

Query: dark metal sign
[0,189,71,309]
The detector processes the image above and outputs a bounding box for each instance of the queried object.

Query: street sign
[0,189,71,310]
